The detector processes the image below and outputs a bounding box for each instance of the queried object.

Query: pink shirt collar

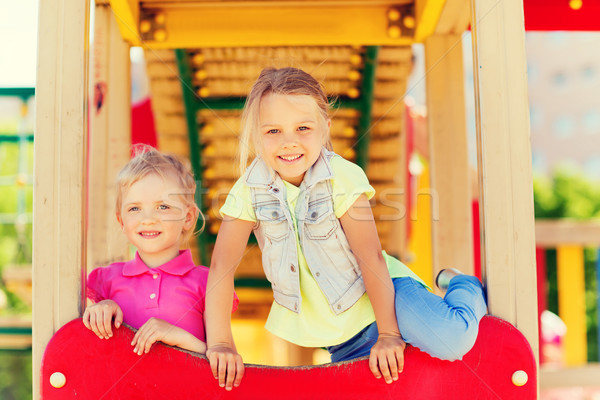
[122,250,197,277]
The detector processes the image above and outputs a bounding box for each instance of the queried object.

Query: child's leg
[393,276,487,361]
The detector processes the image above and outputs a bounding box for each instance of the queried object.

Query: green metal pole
[354,46,379,170]
[174,49,209,266]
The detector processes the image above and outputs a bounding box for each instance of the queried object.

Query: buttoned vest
[246,149,366,315]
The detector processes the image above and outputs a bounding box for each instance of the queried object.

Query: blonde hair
[238,67,333,175]
[115,145,203,243]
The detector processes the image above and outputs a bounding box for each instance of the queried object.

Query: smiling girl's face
[117,172,195,268]
[258,93,330,186]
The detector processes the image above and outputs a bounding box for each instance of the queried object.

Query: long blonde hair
[238,67,333,176]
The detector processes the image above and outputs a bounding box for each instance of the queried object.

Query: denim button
[311,211,318,218]
[290,265,296,272]
[272,211,279,218]
[315,272,320,277]
[272,187,279,193]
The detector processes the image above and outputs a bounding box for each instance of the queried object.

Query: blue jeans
[327,275,487,362]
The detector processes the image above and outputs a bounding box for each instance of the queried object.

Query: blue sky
[0,1,39,87]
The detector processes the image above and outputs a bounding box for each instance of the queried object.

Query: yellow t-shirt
[220,155,425,347]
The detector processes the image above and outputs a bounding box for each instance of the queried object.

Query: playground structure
[22,0,599,398]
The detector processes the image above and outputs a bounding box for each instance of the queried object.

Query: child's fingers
[132,324,159,355]
[88,312,103,339]
[225,357,241,391]
[102,309,113,338]
[95,310,109,339]
[387,353,399,382]
[143,332,159,354]
[217,354,228,388]
[395,349,404,374]
[207,351,219,379]
[369,352,382,379]
[132,325,149,355]
[378,355,393,384]
[82,309,91,330]
[114,307,123,329]
[233,358,244,388]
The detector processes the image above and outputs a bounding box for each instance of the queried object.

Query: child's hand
[369,333,406,384]
[82,300,123,339]
[206,345,244,391]
[131,317,193,355]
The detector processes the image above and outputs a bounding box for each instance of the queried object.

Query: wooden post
[425,34,474,287]
[470,0,539,361]
[33,0,89,397]
[87,4,131,270]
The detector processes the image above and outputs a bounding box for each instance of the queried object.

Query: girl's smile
[278,154,303,162]
[259,93,329,186]
[117,173,195,268]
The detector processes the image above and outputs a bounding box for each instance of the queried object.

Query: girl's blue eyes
[266,126,310,134]
[127,205,169,212]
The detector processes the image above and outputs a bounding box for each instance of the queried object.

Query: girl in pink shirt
[83,147,238,355]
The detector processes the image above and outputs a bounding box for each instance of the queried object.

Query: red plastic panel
[524,0,600,31]
[42,316,536,399]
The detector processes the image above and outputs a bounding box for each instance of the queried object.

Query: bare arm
[131,317,207,355]
[205,216,254,390]
[339,194,405,383]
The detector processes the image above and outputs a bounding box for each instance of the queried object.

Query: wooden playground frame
[32,0,539,398]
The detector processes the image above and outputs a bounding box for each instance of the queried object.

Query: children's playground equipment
[41,316,536,399]
[30,0,600,398]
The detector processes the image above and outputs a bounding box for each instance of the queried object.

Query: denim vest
[246,149,366,315]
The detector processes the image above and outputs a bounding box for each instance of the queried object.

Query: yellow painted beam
[109,0,141,45]
[407,161,434,288]
[414,0,446,42]
[557,245,587,366]
[124,4,415,48]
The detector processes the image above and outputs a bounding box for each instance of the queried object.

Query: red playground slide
[42,316,536,399]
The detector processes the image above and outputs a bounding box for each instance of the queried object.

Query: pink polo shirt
[87,249,238,342]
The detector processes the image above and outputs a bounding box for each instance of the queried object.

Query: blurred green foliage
[0,350,32,400]
[0,141,33,400]
[533,169,600,362]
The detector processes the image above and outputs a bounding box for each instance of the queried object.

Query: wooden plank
[557,245,587,366]
[435,0,471,35]
[130,5,413,48]
[470,0,539,363]
[414,0,446,42]
[425,34,474,281]
[87,4,131,271]
[540,365,600,388]
[108,0,140,45]
[536,220,600,247]
[33,0,89,397]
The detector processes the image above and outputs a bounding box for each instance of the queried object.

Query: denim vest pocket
[304,199,337,240]
[256,204,289,241]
